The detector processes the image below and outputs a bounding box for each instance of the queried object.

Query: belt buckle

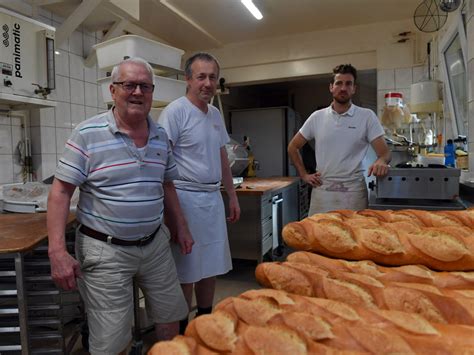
[138,234,151,246]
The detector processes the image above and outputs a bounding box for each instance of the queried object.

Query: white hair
[110,57,154,82]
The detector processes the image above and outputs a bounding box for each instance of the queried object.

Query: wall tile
[40,126,57,154]
[55,128,72,154]
[84,64,98,83]
[11,125,22,156]
[38,107,55,127]
[70,79,85,105]
[377,69,395,90]
[55,102,72,128]
[98,85,109,109]
[30,126,41,155]
[0,126,13,155]
[55,49,69,77]
[85,107,99,118]
[10,115,22,126]
[54,75,71,103]
[412,65,428,83]
[71,104,86,127]
[69,53,85,81]
[69,30,84,56]
[395,68,413,89]
[85,83,98,108]
[0,113,11,125]
[40,154,58,181]
[0,155,14,184]
[376,90,386,117]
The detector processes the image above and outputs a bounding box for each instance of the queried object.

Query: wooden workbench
[0,212,76,254]
[233,177,298,195]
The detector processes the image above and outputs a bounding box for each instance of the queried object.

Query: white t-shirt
[159,96,230,183]
[299,103,384,184]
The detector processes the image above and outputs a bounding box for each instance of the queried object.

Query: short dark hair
[331,64,357,83]
[184,52,220,78]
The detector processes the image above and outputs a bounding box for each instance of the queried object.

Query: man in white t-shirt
[159,52,240,334]
[288,64,391,215]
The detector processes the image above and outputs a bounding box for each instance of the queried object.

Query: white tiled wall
[376,66,428,117]
[0,3,108,183]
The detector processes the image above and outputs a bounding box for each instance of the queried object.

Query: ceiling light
[241,0,263,20]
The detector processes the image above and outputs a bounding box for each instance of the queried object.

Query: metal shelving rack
[0,230,83,354]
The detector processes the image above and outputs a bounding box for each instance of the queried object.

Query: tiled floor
[68,259,261,354]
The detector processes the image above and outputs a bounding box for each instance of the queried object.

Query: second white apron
[171,182,232,283]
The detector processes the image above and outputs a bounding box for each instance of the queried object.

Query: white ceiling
[38,0,424,51]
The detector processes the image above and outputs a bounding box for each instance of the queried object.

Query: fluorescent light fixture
[241,0,263,20]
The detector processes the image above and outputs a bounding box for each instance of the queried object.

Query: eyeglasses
[113,81,155,94]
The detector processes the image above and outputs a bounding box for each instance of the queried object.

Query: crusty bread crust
[283,209,474,271]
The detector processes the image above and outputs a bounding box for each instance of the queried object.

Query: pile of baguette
[148,209,474,354]
[282,209,474,271]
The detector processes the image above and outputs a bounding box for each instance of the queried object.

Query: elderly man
[47,57,193,354]
[159,52,240,333]
[288,64,390,215]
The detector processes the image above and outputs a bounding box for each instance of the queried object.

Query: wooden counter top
[0,212,76,254]
[233,177,299,195]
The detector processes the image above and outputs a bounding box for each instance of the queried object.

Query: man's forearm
[163,181,187,229]
[288,146,308,178]
[47,184,73,255]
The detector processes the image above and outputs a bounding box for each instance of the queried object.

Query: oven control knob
[368,181,376,191]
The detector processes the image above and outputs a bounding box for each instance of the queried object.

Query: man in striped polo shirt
[47,57,193,354]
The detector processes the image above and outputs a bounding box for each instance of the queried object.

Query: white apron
[308,179,368,216]
[171,180,232,283]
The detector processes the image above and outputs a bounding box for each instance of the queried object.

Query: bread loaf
[147,335,217,354]
[282,209,474,271]
[255,261,474,325]
[171,289,474,354]
[287,251,474,289]
[182,307,364,354]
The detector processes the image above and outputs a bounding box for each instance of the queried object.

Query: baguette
[255,261,474,325]
[282,210,474,270]
[182,307,364,355]
[195,289,474,354]
[287,251,474,289]
[147,335,218,354]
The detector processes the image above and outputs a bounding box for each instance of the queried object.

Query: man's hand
[49,250,82,291]
[302,171,322,187]
[175,228,194,255]
[227,197,241,223]
[368,159,390,177]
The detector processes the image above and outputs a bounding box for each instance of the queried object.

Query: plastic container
[444,139,456,167]
[93,35,184,71]
[381,92,411,130]
[98,75,186,108]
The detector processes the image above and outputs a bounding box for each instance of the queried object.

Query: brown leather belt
[79,224,160,246]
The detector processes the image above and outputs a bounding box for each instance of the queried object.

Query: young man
[47,57,193,354]
[159,52,240,333]
[288,64,390,215]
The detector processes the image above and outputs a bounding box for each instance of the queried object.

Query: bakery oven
[368,165,465,210]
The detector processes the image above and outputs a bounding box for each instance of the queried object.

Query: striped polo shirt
[55,109,179,240]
